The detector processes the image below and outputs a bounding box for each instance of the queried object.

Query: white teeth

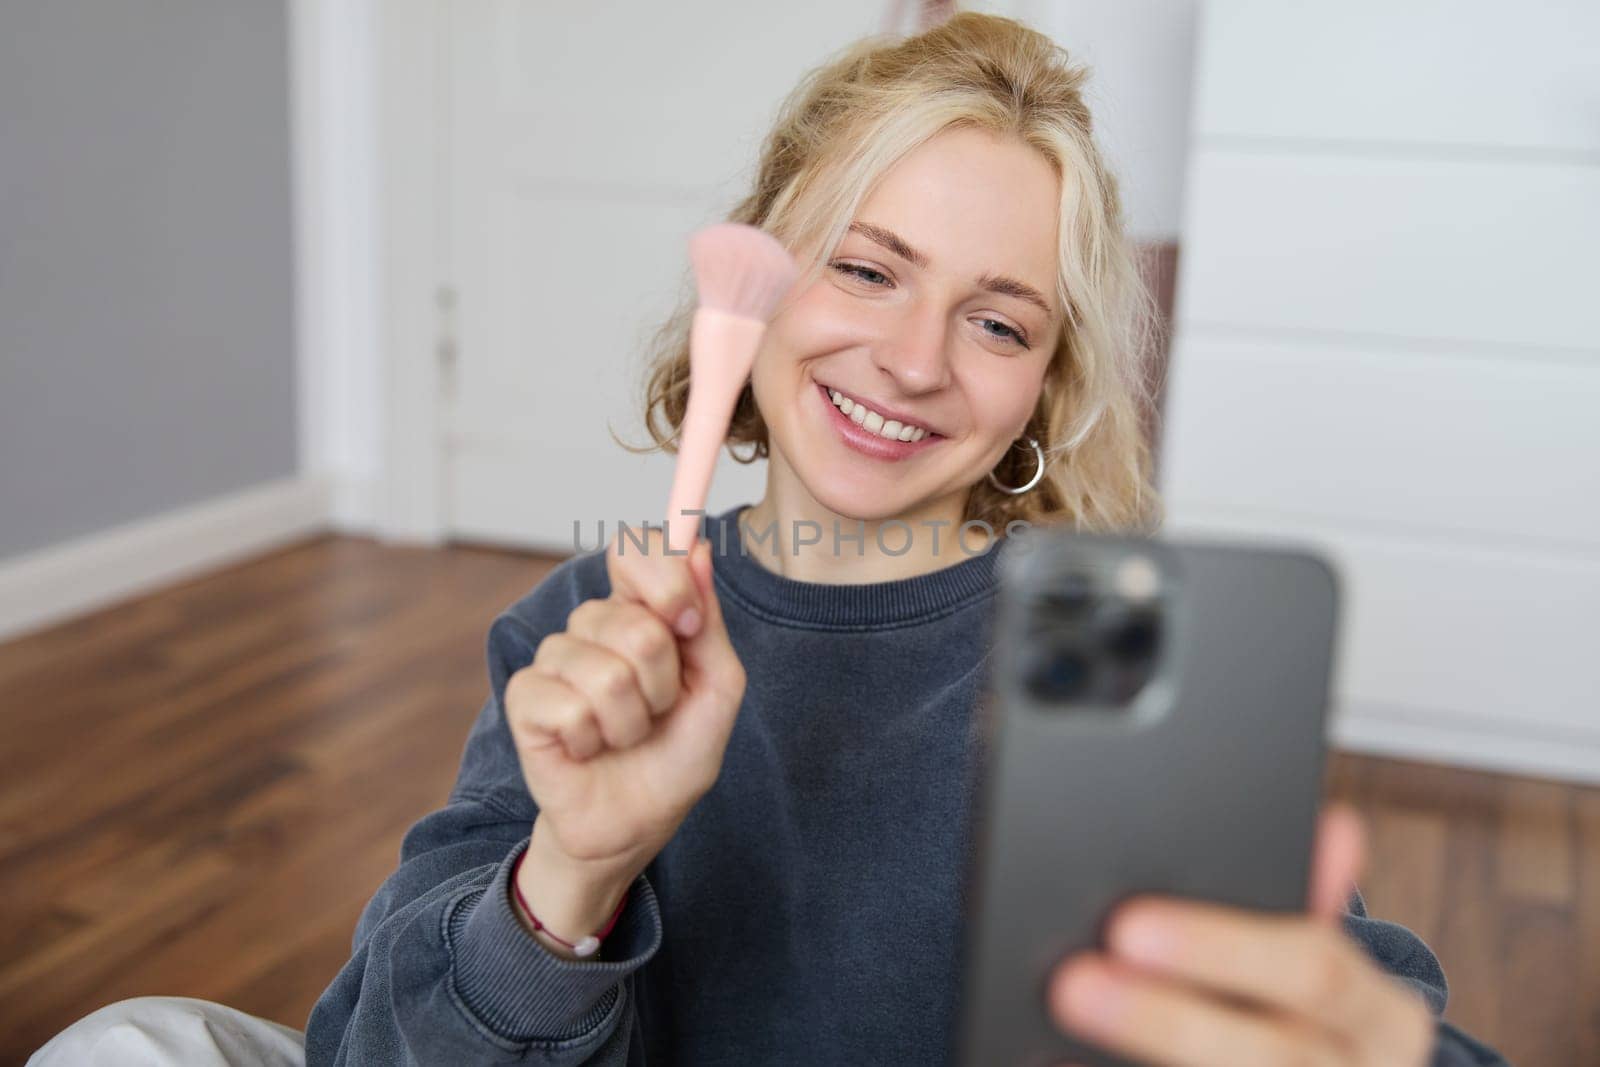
[826,386,931,442]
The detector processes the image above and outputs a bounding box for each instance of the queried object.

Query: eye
[976,318,1030,349]
[831,259,1031,350]
[829,261,891,287]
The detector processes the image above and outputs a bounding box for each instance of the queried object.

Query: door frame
[373,0,451,543]
[290,0,451,543]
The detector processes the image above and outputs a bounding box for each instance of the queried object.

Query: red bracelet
[510,849,629,958]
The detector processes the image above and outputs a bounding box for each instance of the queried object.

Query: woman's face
[751,125,1063,525]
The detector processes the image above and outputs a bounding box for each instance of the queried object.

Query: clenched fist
[502,526,746,957]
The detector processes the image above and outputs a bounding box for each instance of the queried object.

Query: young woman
[32,13,1506,1067]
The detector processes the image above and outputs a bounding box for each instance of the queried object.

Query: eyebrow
[847,221,1056,320]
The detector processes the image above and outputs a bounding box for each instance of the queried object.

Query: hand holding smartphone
[959,529,1340,1066]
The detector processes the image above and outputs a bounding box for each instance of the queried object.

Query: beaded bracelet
[510,849,630,958]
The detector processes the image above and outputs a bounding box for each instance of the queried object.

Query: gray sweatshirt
[306,505,1509,1066]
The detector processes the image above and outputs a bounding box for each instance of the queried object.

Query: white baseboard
[0,476,333,643]
[328,474,378,533]
[1332,700,1600,785]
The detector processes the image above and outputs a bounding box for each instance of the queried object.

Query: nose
[870,302,952,395]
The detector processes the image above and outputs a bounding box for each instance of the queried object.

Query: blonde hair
[626,11,1162,533]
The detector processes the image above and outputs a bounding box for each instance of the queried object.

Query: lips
[819,382,940,441]
[813,381,944,460]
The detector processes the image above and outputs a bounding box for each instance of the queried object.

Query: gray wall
[0,1,297,559]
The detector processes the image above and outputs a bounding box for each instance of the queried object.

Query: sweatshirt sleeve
[1340,888,1509,1067]
[305,556,663,1066]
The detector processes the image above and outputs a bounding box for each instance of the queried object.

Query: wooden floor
[0,536,1592,1064]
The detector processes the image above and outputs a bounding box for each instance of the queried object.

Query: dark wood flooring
[0,536,1592,1064]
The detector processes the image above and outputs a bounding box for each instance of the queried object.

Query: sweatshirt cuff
[447,837,662,1044]
[1431,1019,1511,1067]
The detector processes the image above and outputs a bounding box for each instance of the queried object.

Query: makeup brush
[664,223,798,556]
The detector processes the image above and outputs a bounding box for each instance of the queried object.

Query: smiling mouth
[817,383,941,443]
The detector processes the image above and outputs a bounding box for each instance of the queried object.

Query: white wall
[0,0,325,641]
[0,0,300,559]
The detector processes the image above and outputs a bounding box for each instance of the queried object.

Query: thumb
[1308,803,1366,924]
[658,541,746,778]
[678,541,741,691]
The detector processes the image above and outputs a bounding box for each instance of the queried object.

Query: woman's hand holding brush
[504,527,745,957]
[501,223,795,959]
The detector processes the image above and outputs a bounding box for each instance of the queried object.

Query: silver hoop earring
[987,436,1046,495]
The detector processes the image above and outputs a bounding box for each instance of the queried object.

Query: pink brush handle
[665,308,767,556]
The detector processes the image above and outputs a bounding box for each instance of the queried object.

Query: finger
[1105,897,1390,1039]
[1049,954,1344,1067]
[504,667,604,762]
[1354,978,1436,1067]
[505,667,575,754]
[549,700,603,760]
[568,599,681,715]
[606,525,703,638]
[655,542,746,765]
[531,632,653,749]
[1309,804,1366,924]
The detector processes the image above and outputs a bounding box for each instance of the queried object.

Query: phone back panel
[958,531,1339,1066]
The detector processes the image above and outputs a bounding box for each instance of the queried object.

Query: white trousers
[28,997,306,1067]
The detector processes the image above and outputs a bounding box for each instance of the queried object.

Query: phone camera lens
[1101,606,1161,664]
[1022,643,1092,703]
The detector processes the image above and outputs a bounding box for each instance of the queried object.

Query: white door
[440,1,887,552]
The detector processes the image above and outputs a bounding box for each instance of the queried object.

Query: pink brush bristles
[688,223,798,320]
[664,223,798,556]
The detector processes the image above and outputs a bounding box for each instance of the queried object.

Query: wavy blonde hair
[625,11,1162,533]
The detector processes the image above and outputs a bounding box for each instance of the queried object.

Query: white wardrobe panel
[1160,337,1600,549]
[1165,510,1600,743]
[1177,152,1600,352]
[1168,1,1600,781]
[1195,0,1600,155]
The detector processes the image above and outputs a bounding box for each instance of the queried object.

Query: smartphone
[958,529,1340,1067]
